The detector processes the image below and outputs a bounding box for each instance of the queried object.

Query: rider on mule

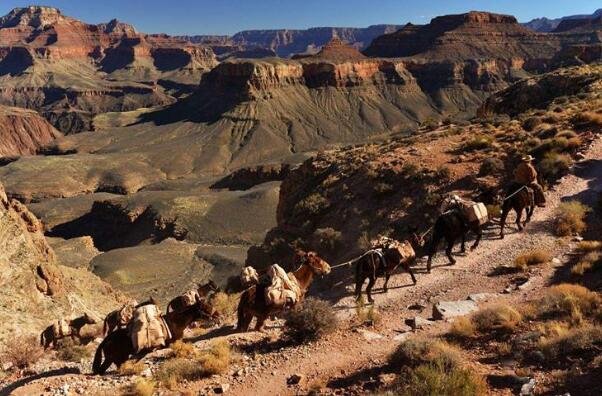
[514,155,545,207]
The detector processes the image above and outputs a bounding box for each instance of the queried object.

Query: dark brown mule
[92,300,215,375]
[40,314,97,349]
[426,210,485,272]
[166,280,219,313]
[355,233,424,303]
[103,297,159,336]
[236,250,331,332]
[500,183,541,239]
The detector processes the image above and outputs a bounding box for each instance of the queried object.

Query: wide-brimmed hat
[522,155,534,162]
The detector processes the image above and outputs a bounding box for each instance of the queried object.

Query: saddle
[52,319,71,338]
[129,304,171,353]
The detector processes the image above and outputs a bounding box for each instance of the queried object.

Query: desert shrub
[155,358,204,389]
[572,251,601,276]
[374,182,394,196]
[391,360,487,396]
[535,137,569,154]
[169,340,196,359]
[313,227,342,251]
[539,284,601,320]
[577,240,602,253]
[463,136,493,151]
[389,338,462,371]
[470,305,522,332]
[436,166,452,181]
[553,201,590,236]
[539,325,602,360]
[0,334,43,370]
[514,249,551,271]
[449,317,476,339]
[211,291,239,318]
[56,339,91,362]
[572,112,602,128]
[539,152,572,182]
[121,379,155,396]
[197,340,231,376]
[424,191,442,207]
[523,137,542,151]
[479,158,504,176]
[485,204,501,219]
[535,124,557,139]
[357,231,371,251]
[119,360,146,376]
[523,116,542,131]
[285,298,338,342]
[556,130,578,139]
[294,193,329,216]
[356,299,380,326]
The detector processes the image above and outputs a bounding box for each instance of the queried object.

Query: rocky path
[220,137,602,395]
[4,138,602,395]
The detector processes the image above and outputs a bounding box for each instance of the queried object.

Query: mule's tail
[102,317,109,336]
[40,331,46,348]
[92,336,108,375]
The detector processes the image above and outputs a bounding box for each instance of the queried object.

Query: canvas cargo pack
[52,318,71,338]
[264,264,301,308]
[129,304,171,353]
[463,202,489,225]
[182,290,199,306]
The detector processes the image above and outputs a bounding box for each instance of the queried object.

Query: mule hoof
[383,288,388,294]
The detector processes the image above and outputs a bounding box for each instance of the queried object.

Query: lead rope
[503,185,527,201]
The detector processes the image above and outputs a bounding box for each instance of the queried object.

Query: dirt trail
[5,139,602,395]
[221,138,602,395]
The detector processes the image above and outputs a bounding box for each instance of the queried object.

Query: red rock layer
[0,105,61,157]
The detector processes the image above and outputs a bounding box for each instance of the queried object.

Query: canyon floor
[3,132,601,396]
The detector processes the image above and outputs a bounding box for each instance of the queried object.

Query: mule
[426,210,485,273]
[500,183,542,239]
[92,300,215,375]
[236,250,331,332]
[166,280,219,313]
[40,314,97,350]
[355,233,424,303]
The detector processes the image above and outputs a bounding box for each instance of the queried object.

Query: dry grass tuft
[449,317,476,339]
[554,201,590,236]
[197,340,231,376]
[121,379,155,396]
[577,240,602,253]
[389,338,462,371]
[118,360,146,376]
[169,340,196,359]
[514,249,552,271]
[539,152,572,182]
[0,335,43,370]
[539,284,601,321]
[573,112,602,127]
[211,292,239,318]
[471,305,522,332]
[539,325,602,360]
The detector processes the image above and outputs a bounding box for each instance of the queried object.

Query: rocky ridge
[0,105,61,158]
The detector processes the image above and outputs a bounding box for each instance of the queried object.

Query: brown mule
[500,183,542,239]
[236,250,331,332]
[92,300,215,375]
[355,233,424,303]
[166,280,219,313]
[40,314,97,349]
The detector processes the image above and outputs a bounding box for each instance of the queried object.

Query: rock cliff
[0,105,61,158]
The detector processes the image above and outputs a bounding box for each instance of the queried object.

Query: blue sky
[1,1,600,35]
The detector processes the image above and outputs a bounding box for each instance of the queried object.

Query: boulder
[433,300,478,320]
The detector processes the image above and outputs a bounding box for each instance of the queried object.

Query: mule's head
[198,279,220,295]
[408,227,425,248]
[82,313,97,325]
[297,250,331,276]
[194,299,218,321]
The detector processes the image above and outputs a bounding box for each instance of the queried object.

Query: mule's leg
[445,238,457,266]
[515,208,524,231]
[426,234,441,273]
[405,265,417,285]
[383,273,391,293]
[98,358,113,375]
[366,276,376,303]
[460,232,467,254]
[526,205,534,225]
[470,226,482,251]
[500,205,510,239]
[254,314,268,332]
[355,274,366,301]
